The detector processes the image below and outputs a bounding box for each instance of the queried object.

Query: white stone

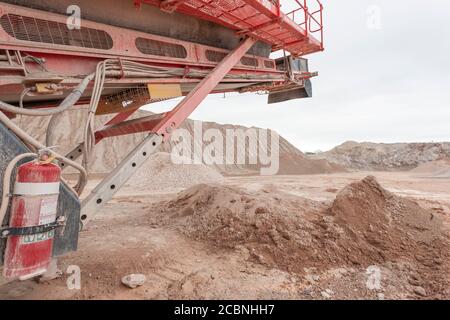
[121,274,146,289]
[413,286,427,297]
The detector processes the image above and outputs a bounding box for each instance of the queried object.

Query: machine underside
[0,0,323,274]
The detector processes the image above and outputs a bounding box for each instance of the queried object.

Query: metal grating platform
[138,0,323,56]
[135,37,188,58]
[0,13,113,50]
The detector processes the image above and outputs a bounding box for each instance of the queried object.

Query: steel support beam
[154,37,256,137]
[80,134,163,227]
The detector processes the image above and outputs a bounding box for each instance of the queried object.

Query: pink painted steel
[0,3,278,72]
[94,37,256,141]
[141,0,324,56]
[0,2,323,136]
[103,109,140,127]
[95,113,166,143]
[0,2,287,101]
[154,37,256,136]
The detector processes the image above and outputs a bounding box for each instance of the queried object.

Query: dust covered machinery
[0,0,324,281]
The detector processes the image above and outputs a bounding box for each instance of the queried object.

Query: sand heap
[126,152,224,192]
[18,108,343,176]
[151,177,448,291]
[329,176,444,264]
[410,158,450,178]
[312,141,450,171]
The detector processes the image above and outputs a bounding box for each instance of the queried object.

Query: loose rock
[121,274,146,289]
[413,286,427,297]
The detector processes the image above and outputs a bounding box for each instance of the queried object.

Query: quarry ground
[1,171,449,300]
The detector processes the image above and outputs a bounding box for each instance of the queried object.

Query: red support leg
[61,108,140,167]
[103,108,140,127]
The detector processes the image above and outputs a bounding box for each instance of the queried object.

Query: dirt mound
[329,176,449,296]
[150,177,449,296]
[330,176,444,262]
[410,158,450,177]
[126,152,224,192]
[151,183,329,272]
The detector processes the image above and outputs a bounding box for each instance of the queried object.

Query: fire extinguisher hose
[0,153,37,228]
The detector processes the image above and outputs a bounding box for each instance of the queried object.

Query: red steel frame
[95,37,257,142]
[137,0,324,56]
[0,3,287,114]
[0,3,281,81]
[0,1,322,143]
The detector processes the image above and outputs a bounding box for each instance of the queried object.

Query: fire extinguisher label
[19,197,58,245]
[39,197,58,225]
[21,230,55,244]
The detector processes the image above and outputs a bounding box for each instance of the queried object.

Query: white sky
[145,0,450,152]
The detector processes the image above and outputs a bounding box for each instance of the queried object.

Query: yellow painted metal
[35,83,58,94]
[147,84,182,99]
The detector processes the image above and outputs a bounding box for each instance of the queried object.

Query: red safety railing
[285,0,324,50]
[136,0,324,56]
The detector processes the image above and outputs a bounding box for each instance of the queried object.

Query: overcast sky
[145,0,450,152]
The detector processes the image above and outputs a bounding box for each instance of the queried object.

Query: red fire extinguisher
[2,156,61,280]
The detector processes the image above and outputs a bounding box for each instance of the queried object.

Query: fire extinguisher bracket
[0,218,65,239]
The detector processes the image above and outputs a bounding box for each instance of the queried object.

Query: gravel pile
[127,152,224,192]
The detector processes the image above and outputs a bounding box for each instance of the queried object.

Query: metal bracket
[0,217,65,238]
[79,134,163,228]
[59,143,84,170]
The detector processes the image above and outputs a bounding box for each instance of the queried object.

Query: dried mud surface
[150,176,449,298]
[1,172,449,300]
